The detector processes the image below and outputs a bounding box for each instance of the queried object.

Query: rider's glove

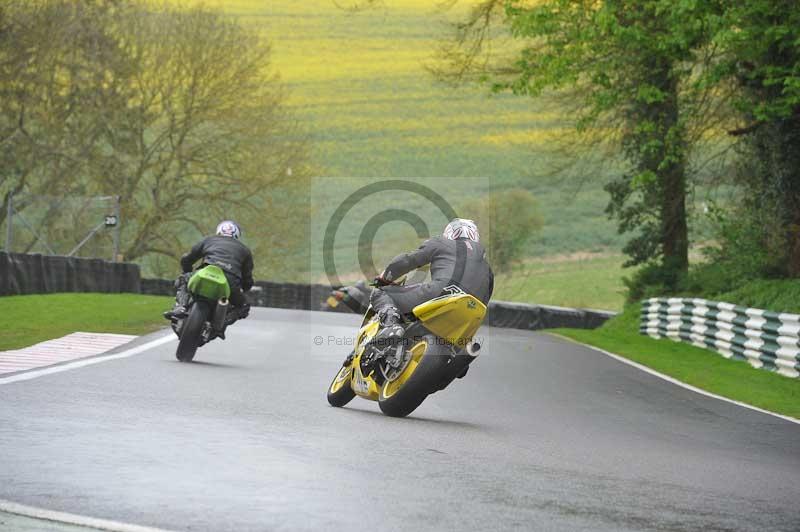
[373,275,392,287]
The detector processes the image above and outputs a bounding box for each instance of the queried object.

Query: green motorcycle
[172,265,232,362]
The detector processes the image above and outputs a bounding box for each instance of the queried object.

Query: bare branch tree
[1,1,311,278]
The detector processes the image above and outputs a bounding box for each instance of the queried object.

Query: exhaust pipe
[466,340,481,358]
[212,298,229,332]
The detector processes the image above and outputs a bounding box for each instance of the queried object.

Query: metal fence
[640,297,800,378]
[3,194,121,262]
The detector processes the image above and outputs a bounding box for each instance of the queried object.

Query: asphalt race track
[1,308,798,531]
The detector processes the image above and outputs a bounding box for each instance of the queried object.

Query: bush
[460,188,543,272]
[702,203,784,282]
[623,261,687,303]
[624,201,788,304]
[714,280,800,314]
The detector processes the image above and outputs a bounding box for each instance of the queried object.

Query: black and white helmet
[216,220,241,239]
[443,218,479,242]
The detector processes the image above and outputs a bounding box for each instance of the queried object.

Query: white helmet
[216,220,241,239]
[443,218,479,242]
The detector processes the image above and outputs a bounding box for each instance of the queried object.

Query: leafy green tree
[710,0,800,277]
[497,1,725,289]
[423,0,733,294]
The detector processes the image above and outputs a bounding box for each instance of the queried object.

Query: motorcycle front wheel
[378,334,449,418]
[176,301,210,362]
[327,354,356,407]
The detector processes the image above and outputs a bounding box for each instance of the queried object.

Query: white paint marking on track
[0,499,176,532]
[0,332,137,375]
[0,334,176,386]
[548,333,800,426]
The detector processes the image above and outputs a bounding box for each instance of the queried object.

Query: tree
[92,4,308,264]
[0,1,118,230]
[431,1,730,292]
[502,1,724,287]
[711,1,800,277]
[0,1,311,279]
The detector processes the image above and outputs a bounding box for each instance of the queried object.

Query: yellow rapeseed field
[176,0,567,172]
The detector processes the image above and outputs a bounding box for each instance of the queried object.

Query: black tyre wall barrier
[0,252,140,296]
[247,281,335,310]
[486,301,614,330]
[140,278,174,296]
[139,277,335,312]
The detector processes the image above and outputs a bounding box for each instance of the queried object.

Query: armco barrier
[0,252,140,296]
[640,297,800,378]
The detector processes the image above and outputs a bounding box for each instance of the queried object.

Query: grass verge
[553,304,800,419]
[0,293,172,351]
[493,253,630,311]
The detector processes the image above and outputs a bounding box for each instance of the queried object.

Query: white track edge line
[0,334,176,386]
[547,332,800,426]
[0,499,176,532]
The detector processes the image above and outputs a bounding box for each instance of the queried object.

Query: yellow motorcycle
[326,284,486,418]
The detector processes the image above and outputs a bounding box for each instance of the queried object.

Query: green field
[493,253,631,311]
[0,294,171,351]
[187,0,627,263]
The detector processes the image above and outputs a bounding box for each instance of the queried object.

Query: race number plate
[353,369,370,394]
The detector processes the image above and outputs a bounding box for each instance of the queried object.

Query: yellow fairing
[412,294,486,345]
[349,317,381,400]
[358,319,380,347]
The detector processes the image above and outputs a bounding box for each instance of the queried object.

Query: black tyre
[378,335,450,418]
[176,302,209,362]
[327,360,356,407]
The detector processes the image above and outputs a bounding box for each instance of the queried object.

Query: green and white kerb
[640,298,800,378]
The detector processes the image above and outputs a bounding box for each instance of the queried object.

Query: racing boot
[223,303,251,328]
[215,303,251,339]
[163,274,191,320]
[373,307,405,350]
[163,305,188,320]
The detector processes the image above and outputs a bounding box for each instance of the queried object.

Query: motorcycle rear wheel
[176,301,209,362]
[327,357,356,407]
[378,334,449,418]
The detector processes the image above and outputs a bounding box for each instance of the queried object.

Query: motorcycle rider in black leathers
[164,220,254,327]
[371,218,494,345]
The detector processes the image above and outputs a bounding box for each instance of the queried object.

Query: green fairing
[187,265,231,300]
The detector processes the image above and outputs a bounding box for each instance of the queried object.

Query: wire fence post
[113,195,121,262]
[5,193,12,253]
[4,193,119,258]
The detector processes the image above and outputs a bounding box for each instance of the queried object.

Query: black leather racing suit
[176,235,254,315]
[371,236,494,317]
